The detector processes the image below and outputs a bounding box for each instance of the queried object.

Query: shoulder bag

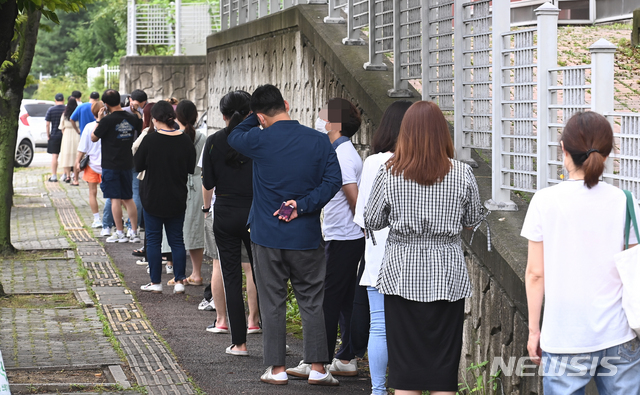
[79,154,89,171]
[613,189,640,336]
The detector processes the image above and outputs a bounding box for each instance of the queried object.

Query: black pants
[349,256,369,358]
[213,204,255,346]
[323,237,365,360]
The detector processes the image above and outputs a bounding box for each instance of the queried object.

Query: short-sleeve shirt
[521,181,638,354]
[44,104,66,139]
[322,140,363,240]
[93,111,142,170]
[70,102,95,134]
[77,121,102,174]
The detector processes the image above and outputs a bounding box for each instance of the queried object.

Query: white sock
[116,230,124,236]
[93,213,100,220]
[309,369,328,380]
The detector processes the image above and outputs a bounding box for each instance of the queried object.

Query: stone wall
[119,56,208,117]
[206,5,415,157]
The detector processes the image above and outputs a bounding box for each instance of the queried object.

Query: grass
[286,282,303,339]
[0,293,81,309]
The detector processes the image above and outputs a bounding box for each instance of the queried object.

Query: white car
[15,125,35,168]
[20,99,54,148]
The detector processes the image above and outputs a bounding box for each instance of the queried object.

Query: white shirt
[77,121,102,174]
[521,181,638,353]
[354,152,393,287]
[322,140,363,241]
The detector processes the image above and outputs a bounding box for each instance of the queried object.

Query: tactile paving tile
[103,304,152,335]
[84,261,121,286]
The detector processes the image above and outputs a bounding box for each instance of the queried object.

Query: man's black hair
[250,84,286,117]
[71,90,82,99]
[327,98,361,138]
[102,89,121,107]
[130,89,148,103]
[90,91,100,100]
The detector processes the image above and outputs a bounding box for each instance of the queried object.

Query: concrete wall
[119,56,208,117]
[206,5,417,157]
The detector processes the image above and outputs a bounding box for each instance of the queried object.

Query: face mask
[315,118,329,134]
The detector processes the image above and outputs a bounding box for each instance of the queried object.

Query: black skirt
[385,294,465,392]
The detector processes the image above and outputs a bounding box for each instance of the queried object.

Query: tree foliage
[0,0,91,255]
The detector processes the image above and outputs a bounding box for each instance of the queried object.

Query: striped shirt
[45,104,66,138]
[364,159,485,303]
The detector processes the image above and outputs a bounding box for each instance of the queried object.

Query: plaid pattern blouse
[364,159,485,303]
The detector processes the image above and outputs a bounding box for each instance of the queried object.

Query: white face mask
[315,118,329,134]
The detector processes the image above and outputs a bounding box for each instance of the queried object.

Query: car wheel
[15,139,34,167]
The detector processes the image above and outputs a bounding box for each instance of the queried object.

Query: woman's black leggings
[213,204,256,345]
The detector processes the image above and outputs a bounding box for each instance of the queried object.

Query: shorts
[101,168,133,200]
[83,166,102,184]
[47,135,62,154]
[204,212,249,261]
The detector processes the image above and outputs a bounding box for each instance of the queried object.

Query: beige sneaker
[328,358,358,376]
[308,365,339,386]
[260,366,288,385]
[286,360,311,378]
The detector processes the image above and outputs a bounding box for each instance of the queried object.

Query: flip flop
[185,276,203,286]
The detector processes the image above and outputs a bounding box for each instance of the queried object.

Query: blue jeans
[102,198,114,228]
[542,337,640,395]
[144,211,186,284]
[132,170,143,227]
[367,287,388,395]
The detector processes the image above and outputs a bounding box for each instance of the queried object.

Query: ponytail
[220,91,252,168]
[175,100,198,143]
[560,111,613,189]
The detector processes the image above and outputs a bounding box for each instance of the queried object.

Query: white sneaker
[198,298,215,311]
[91,219,102,228]
[106,232,128,243]
[308,367,339,386]
[136,258,148,266]
[140,283,162,293]
[100,227,112,237]
[166,265,174,275]
[174,282,185,294]
[286,360,311,378]
[128,229,141,243]
[146,265,150,274]
[328,358,357,377]
[260,366,288,385]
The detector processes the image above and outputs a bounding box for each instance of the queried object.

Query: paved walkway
[5,165,372,394]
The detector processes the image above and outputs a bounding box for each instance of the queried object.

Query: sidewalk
[4,165,372,394]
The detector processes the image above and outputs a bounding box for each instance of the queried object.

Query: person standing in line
[364,101,486,395]
[122,89,146,230]
[124,89,148,118]
[70,91,99,136]
[228,84,342,386]
[353,100,412,395]
[287,98,364,378]
[166,99,206,287]
[75,101,105,229]
[134,101,196,294]
[58,97,80,185]
[91,89,142,243]
[522,111,640,394]
[45,93,66,182]
[201,91,260,355]
[71,90,82,104]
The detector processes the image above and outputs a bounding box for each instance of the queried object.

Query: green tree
[0,0,90,257]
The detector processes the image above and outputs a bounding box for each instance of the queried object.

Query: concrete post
[453,0,466,161]
[486,0,517,211]
[174,0,181,56]
[590,38,617,179]
[325,0,346,23]
[363,0,387,70]
[387,0,412,97]
[127,0,137,56]
[342,0,365,45]
[535,2,559,190]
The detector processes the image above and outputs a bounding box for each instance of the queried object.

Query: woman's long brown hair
[386,101,454,185]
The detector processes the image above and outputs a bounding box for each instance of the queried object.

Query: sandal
[185,276,203,286]
[167,278,182,286]
[132,247,145,257]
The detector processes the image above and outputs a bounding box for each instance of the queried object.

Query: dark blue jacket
[228,113,342,250]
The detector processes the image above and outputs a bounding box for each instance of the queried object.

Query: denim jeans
[542,337,640,395]
[102,198,114,228]
[367,287,388,395]
[143,211,186,284]
[132,170,143,227]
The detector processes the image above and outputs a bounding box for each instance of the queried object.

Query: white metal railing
[105,65,120,88]
[423,0,454,110]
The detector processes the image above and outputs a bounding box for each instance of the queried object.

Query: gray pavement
[6,165,373,394]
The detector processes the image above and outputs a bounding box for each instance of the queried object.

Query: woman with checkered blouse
[364,101,486,395]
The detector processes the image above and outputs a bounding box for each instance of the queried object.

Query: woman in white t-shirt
[353,100,412,395]
[522,111,640,394]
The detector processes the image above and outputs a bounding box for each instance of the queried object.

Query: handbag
[79,154,89,171]
[613,190,640,337]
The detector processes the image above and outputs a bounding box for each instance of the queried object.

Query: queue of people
[43,84,640,395]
